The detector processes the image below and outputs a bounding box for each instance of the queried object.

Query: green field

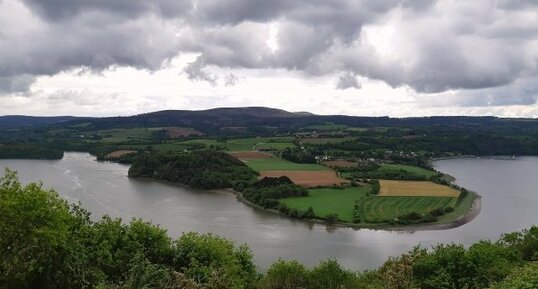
[98,128,154,143]
[299,137,355,144]
[120,143,191,153]
[243,158,330,171]
[175,137,295,151]
[282,186,371,221]
[305,123,349,131]
[378,164,439,178]
[358,196,457,223]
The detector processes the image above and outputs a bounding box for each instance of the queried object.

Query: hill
[0,115,85,128]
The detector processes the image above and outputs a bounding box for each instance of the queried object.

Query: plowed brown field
[259,171,349,187]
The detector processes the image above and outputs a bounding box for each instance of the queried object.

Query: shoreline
[213,187,482,232]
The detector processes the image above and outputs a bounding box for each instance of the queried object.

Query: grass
[120,143,191,153]
[437,191,477,223]
[359,196,457,223]
[243,158,330,171]
[282,186,371,222]
[379,180,460,197]
[175,137,295,151]
[305,123,349,131]
[299,137,355,144]
[379,164,439,178]
[98,128,154,143]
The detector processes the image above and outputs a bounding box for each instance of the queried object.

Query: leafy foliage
[128,150,257,190]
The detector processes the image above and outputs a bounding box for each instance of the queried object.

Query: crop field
[259,171,349,187]
[321,160,358,168]
[282,186,371,221]
[105,150,137,159]
[163,127,204,138]
[176,137,295,151]
[379,180,460,197]
[359,196,457,222]
[379,164,439,178]
[228,151,272,159]
[244,157,330,171]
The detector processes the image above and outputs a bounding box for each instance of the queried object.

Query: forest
[1,170,537,289]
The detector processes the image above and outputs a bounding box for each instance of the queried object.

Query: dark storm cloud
[1,0,537,108]
[0,75,35,93]
[21,0,191,20]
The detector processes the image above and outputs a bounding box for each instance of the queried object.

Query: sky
[0,0,537,117]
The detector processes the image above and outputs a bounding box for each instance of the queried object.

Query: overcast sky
[1,0,537,117]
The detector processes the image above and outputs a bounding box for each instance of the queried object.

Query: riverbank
[215,187,481,231]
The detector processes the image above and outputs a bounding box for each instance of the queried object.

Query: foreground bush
[0,170,255,289]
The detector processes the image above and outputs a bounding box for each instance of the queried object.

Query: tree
[257,260,308,289]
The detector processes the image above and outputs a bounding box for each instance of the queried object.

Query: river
[1,152,538,271]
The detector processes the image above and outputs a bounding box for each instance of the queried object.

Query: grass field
[379,164,439,178]
[228,151,272,159]
[99,128,154,143]
[359,196,457,223]
[282,186,371,221]
[299,137,355,144]
[379,180,460,197]
[175,137,295,151]
[244,158,330,171]
[162,127,204,138]
[305,123,349,131]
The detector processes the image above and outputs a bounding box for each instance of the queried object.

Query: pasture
[244,157,330,171]
[379,180,460,197]
[175,137,295,151]
[99,128,153,143]
[282,186,371,222]
[259,171,349,187]
[163,127,204,138]
[379,164,439,178]
[228,151,272,159]
[299,137,355,144]
[359,196,457,223]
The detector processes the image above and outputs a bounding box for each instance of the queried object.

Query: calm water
[1,153,538,271]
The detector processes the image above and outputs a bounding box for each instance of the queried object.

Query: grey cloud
[0,1,182,86]
[184,57,218,86]
[2,0,538,107]
[336,73,361,90]
[22,0,191,20]
[0,75,35,93]
[418,77,538,108]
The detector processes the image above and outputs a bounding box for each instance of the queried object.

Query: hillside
[2,107,537,136]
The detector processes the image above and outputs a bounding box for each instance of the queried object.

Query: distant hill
[1,107,537,136]
[0,116,86,128]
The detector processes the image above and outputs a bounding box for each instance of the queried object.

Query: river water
[1,152,538,271]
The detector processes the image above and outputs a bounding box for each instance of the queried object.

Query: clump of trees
[128,150,257,190]
[0,144,63,159]
[1,170,538,289]
[281,148,317,163]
